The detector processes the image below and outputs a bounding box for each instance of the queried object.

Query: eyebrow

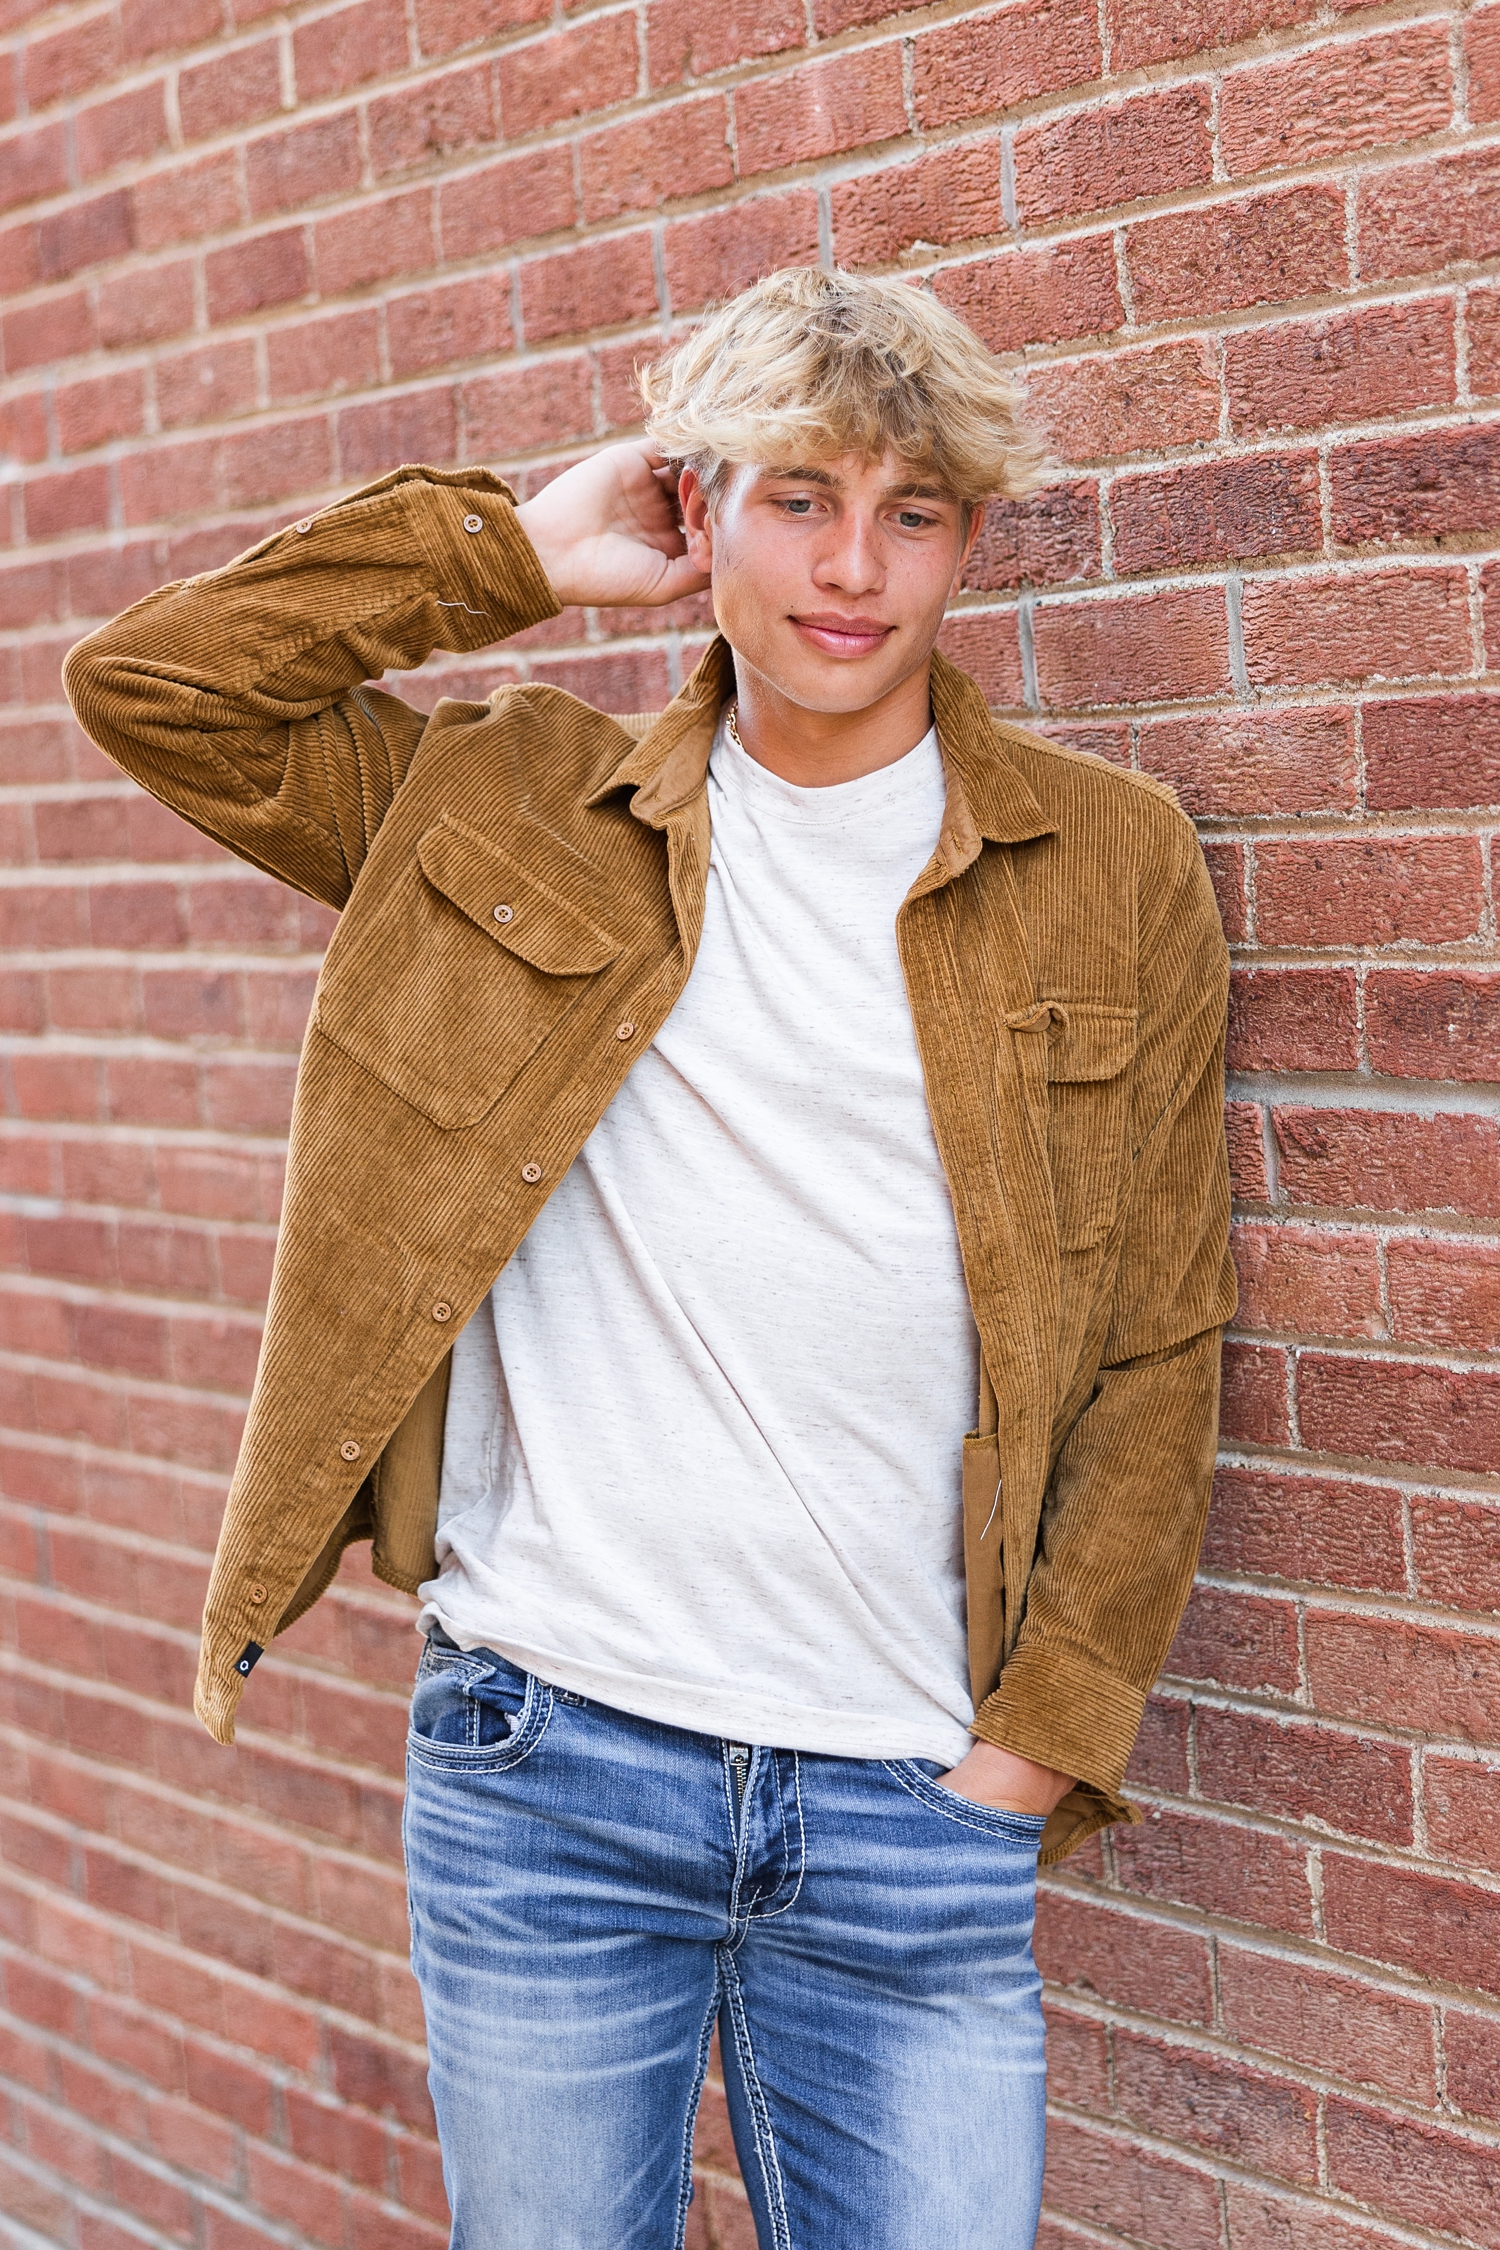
[759,465,958,504]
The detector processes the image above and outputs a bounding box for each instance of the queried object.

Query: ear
[678,466,715,575]
[953,501,986,594]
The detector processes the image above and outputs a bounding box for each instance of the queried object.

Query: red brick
[1106,0,1318,72]
[265,309,382,405]
[1232,1219,1384,1340]
[1264,834,1486,948]
[1242,566,1473,689]
[1140,706,1356,818]
[911,0,1102,131]
[1325,2095,1500,2244]
[1225,297,1456,438]
[1198,1705,1414,1845]
[1470,2,1500,123]
[1219,1340,1291,1443]
[1202,1467,1406,1593]
[736,47,906,176]
[529,647,673,713]
[414,0,549,59]
[206,229,310,324]
[1033,587,1231,706]
[1167,1584,1300,1692]
[1412,1494,1500,1611]
[293,0,408,100]
[336,389,456,480]
[4,289,97,373]
[648,0,803,83]
[1363,691,1500,811]
[1386,1236,1500,1352]
[1425,1757,1500,1882]
[1332,420,1500,548]
[1366,970,1500,1083]
[437,145,575,261]
[935,611,1025,707]
[1306,1609,1500,1746]
[935,236,1122,354]
[247,112,364,219]
[368,62,495,178]
[55,370,148,456]
[1438,2022,1500,2175]
[1112,449,1321,575]
[1034,1890,1213,2023]
[1359,147,1500,283]
[662,191,820,314]
[1209,841,1248,940]
[1470,282,1500,398]
[831,142,1000,269]
[25,465,113,540]
[1044,2000,1110,2105]
[1115,2031,1318,2180]
[76,81,172,180]
[1225,1101,1271,1201]
[520,233,657,345]
[1024,338,1221,461]
[22,14,120,109]
[314,189,435,297]
[0,120,70,214]
[1299,1353,1500,1477]
[459,355,595,458]
[579,96,733,224]
[1217,1948,1434,2101]
[1128,187,1348,324]
[0,389,48,464]
[156,339,261,430]
[120,0,226,57]
[1276,1104,1500,1219]
[38,190,136,284]
[180,38,284,139]
[1015,84,1212,225]
[97,257,196,348]
[498,14,638,136]
[386,276,511,380]
[1043,2115,1223,2249]
[1220,24,1451,180]
[963,482,1100,592]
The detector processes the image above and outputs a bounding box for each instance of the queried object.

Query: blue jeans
[404,1633,1047,2250]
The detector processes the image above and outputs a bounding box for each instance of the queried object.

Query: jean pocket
[887,1761,1049,1848]
[407,1646,551,1772]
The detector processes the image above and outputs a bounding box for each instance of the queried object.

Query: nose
[811,509,885,596]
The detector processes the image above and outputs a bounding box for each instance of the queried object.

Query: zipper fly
[726,1742,751,1821]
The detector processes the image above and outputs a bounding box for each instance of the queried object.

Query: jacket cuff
[314,463,562,650]
[972,1637,1147,1800]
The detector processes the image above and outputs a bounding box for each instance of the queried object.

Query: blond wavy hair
[640,267,1045,510]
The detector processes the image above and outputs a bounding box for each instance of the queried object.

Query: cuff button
[432,1301,453,1322]
[463,514,484,533]
[520,1162,543,1184]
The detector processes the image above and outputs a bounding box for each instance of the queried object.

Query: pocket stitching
[884,1760,1047,1841]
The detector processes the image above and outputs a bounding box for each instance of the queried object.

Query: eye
[896,509,932,530]
[783,496,815,515]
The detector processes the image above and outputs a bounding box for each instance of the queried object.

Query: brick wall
[0,0,1496,2244]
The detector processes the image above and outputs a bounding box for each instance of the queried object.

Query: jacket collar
[587,634,1057,861]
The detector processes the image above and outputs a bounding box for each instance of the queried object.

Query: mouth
[789,613,895,659]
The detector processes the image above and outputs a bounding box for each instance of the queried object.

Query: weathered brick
[934,611,1025,707]
[1024,337,1221,461]
[830,142,1000,269]
[1299,1352,1500,1476]
[313,189,435,297]
[179,38,283,140]
[1218,24,1452,179]
[963,482,1100,591]
[1128,186,1348,323]
[1257,835,1485,948]
[1106,0,1317,73]
[1306,1608,1500,1745]
[206,230,311,324]
[1043,2114,1223,2249]
[1386,1236,1500,1352]
[1014,85,1212,225]
[1217,1948,1435,2101]
[1197,1705,1414,1845]
[1446,2002,1500,2117]
[368,61,495,178]
[735,47,906,176]
[1140,706,1356,817]
[246,113,364,220]
[1365,970,1500,1083]
[414,0,549,60]
[1225,297,1456,436]
[1325,2093,1500,2242]
[911,0,1103,131]
[1219,1339,1292,1444]
[1167,1583,1300,1692]
[265,309,383,405]
[292,0,408,101]
[1202,1466,1407,1592]
[935,236,1123,353]
[1034,587,1230,706]
[1229,966,1361,1073]
[1035,1890,1213,2024]
[1112,449,1322,575]
[76,81,171,181]
[1331,420,1500,547]
[520,233,657,345]
[436,146,575,261]
[1232,1218,1384,1339]
[498,14,638,137]
[1241,565,1474,688]
[578,96,733,223]
[1412,1494,1500,1612]
[1114,2030,1319,2180]
[1359,146,1500,281]
[648,0,803,85]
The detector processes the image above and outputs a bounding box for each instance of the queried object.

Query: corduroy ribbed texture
[64,468,1236,1863]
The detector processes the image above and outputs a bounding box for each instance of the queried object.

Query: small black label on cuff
[235,1641,264,1678]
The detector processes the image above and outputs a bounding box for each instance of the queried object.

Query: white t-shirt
[419,713,979,1766]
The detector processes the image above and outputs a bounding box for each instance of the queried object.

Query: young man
[66,269,1234,2250]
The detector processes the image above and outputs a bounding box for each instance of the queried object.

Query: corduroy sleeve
[973,813,1238,1802]
[62,464,562,910]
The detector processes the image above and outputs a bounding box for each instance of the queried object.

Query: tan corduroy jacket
[65,464,1235,1865]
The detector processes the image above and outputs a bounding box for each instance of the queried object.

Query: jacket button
[463,514,484,533]
[432,1301,452,1322]
[520,1162,543,1184]
[295,519,313,533]
[248,1583,267,1604]
[615,1021,636,1041]
[340,1439,362,1462]
[493,903,514,924]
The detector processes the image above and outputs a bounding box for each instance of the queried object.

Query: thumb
[644,552,713,608]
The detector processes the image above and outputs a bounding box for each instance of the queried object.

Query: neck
[727,653,935,787]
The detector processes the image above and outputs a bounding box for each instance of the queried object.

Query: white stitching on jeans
[719,1948,794,2250]
[883,1760,1046,1841]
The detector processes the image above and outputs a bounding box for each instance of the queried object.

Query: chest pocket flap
[1043,1004,1138,1249]
[416,819,620,976]
[318,816,622,1130]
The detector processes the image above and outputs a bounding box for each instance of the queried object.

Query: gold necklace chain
[725,700,745,754]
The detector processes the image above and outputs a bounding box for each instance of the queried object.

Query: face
[679,451,983,718]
